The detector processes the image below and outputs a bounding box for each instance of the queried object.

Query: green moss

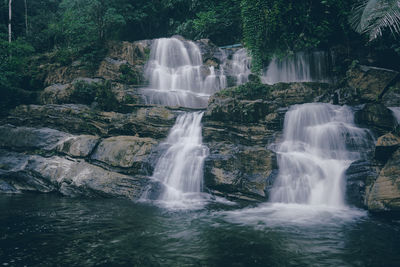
[217,81,272,100]
[95,80,119,111]
[70,80,118,111]
[119,64,142,85]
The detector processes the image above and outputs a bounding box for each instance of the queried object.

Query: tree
[8,0,12,43]
[350,0,400,41]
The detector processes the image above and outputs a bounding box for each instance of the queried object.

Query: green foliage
[350,0,400,41]
[241,0,354,72]
[70,81,98,105]
[70,80,118,111]
[119,64,141,85]
[174,0,242,45]
[193,11,218,39]
[0,35,35,111]
[218,81,270,99]
[95,80,118,111]
[240,0,267,73]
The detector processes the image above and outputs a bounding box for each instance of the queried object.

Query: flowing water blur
[143,112,209,209]
[141,37,226,108]
[1,193,399,266]
[262,51,332,84]
[270,103,373,206]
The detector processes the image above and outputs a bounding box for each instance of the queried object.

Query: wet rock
[382,81,400,107]
[375,133,400,162]
[0,125,71,151]
[4,104,177,139]
[204,144,277,200]
[354,103,396,136]
[205,82,334,124]
[57,135,100,157]
[367,149,400,212]
[345,159,381,208]
[195,39,221,63]
[40,78,103,105]
[346,65,399,102]
[0,150,147,199]
[91,136,156,174]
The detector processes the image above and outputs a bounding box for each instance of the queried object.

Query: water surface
[1,194,399,266]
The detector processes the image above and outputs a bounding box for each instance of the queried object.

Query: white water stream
[262,51,331,84]
[141,38,225,108]
[270,103,370,207]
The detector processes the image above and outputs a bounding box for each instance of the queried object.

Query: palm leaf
[350,0,400,41]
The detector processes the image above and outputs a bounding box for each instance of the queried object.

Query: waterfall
[389,107,400,124]
[151,112,208,204]
[141,37,225,108]
[261,51,331,84]
[231,48,251,85]
[270,103,371,207]
[140,37,227,207]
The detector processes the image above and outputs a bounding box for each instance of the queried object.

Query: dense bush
[71,80,118,111]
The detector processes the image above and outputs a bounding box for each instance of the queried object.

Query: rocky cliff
[1,37,400,213]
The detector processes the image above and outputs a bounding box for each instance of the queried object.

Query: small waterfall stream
[151,112,208,204]
[141,37,225,109]
[389,107,400,124]
[270,103,371,207]
[141,38,225,207]
[261,51,331,84]
[231,48,251,85]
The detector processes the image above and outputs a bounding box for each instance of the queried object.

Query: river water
[1,193,399,266]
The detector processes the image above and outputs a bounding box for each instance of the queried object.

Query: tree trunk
[24,0,28,36]
[8,0,12,43]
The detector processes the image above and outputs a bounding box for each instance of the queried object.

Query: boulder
[367,149,400,212]
[44,61,91,86]
[0,150,147,199]
[40,78,103,105]
[91,136,156,174]
[375,133,400,162]
[354,103,396,136]
[205,82,333,124]
[382,81,400,107]
[346,65,399,102]
[0,125,71,151]
[106,40,152,66]
[345,159,381,208]
[57,135,100,157]
[4,104,177,139]
[204,144,277,201]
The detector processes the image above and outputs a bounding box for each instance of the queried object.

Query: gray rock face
[0,150,147,199]
[202,81,334,201]
[4,104,177,139]
[382,81,400,107]
[91,136,156,173]
[354,103,397,136]
[205,82,334,125]
[57,135,100,157]
[367,149,400,212]
[345,159,382,208]
[345,65,399,103]
[0,125,71,151]
[205,144,277,201]
[375,133,400,162]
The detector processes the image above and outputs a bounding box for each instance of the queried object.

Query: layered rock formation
[1,36,400,214]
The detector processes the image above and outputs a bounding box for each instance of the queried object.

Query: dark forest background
[1,0,399,110]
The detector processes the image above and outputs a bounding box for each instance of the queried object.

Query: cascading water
[231,48,251,85]
[270,103,371,207]
[141,37,225,108]
[389,107,400,124]
[261,51,331,85]
[140,38,228,207]
[150,112,208,204]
